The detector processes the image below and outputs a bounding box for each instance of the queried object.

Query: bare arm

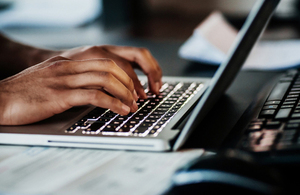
[0,33,58,79]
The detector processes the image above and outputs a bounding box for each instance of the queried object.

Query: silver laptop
[0,0,280,151]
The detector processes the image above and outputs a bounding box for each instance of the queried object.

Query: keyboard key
[87,122,105,131]
[275,108,292,119]
[144,119,156,123]
[140,123,153,128]
[161,117,169,121]
[285,123,299,129]
[263,105,278,110]
[291,113,300,119]
[265,121,281,129]
[287,94,299,98]
[288,119,300,123]
[259,138,275,147]
[281,105,294,109]
[118,126,131,132]
[250,121,264,125]
[280,134,295,141]
[148,128,159,135]
[267,82,291,101]
[133,126,149,134]
[260,110,276,117]
[280,77,293,82]
[66,125,80,133]
[291,88,300,91]
[247,125,262,131]
[282,101,296,105]
[149,115,161,119]
[285,98,297,101]
[122,124,134,129]
[101,125,116,132]
[265,101,280,105]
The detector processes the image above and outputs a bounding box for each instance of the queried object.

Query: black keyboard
[238,69,300,153]
[65,82,203,137]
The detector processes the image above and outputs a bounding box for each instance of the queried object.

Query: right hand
[0,56,139,125]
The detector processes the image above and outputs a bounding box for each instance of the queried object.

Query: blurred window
[0,0,102,28]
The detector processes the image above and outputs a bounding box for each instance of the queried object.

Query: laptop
[0,0,280,151]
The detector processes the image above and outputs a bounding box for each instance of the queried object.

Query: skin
[0,35,163,125]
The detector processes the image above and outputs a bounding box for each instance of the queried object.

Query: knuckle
[139,47,149,54]
[148,67,158,75]
[98,71,111,81]
[87,90,99,102]
[101,58,117,68]
[151,65,162,76]
[100,45,109,50]
[110,98,122,110]
[49,60,65,70]
[125,89,133,101]
[128,78,134,91]
[87,46,99,53]
[49,55,69,62]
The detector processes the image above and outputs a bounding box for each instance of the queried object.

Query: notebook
[0,0,280,151]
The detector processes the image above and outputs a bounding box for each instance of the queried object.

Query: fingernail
[132,100,138,111]
[141,91,148,99]
[133,90,139,101]
[122,104,130,115]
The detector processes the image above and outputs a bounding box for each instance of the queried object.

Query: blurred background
[0,0,300,49]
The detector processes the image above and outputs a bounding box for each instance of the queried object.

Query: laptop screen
[174,0,281,150]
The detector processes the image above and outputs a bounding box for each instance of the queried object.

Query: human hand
[0,56,139,125]
[58,45,163,99]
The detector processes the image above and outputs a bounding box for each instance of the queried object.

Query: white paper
[178,29,226,65]
[244,40,300,70]
[0,146,204,195]
[179,12,300,70]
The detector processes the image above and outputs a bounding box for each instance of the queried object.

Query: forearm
[0,34,59,79]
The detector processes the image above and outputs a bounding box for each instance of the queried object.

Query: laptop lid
[173,0,281,150]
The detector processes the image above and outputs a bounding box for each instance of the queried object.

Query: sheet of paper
[244,40,300,70]
[0,146,204,195]
[178,29,226,65]
[179,11,300,70]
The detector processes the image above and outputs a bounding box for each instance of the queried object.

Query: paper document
[179,11,300,70]
[0,146,204,195]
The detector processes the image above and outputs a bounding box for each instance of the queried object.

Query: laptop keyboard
[238,70,300,153]
[65,81,204,137]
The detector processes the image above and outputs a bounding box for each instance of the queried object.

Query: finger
[62,89,132,116]
[48,58,135,95]
[56,72,138,112]
[96,50,147,99]
[122,67,147,99]
[103,46,162,94]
